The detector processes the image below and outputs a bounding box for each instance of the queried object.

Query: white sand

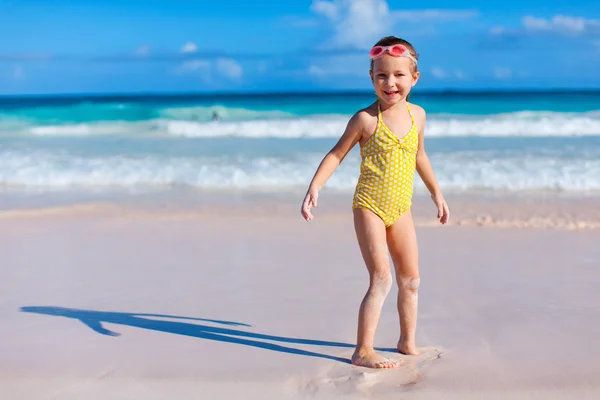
[1,197,600,399]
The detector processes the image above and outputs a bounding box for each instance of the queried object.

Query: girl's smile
[383,90,400,99]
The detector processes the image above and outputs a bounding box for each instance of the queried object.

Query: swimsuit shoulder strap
[377,98,382,121]
[406,103,415,126]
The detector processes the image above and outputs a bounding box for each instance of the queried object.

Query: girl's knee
[399,275,420,292]
[370,271,393,293]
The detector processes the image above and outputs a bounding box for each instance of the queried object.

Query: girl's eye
[396,74,404,77]
[378,74,386,78]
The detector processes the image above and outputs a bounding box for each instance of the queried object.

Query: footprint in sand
[408,346,444,365]
[299,347,442,396]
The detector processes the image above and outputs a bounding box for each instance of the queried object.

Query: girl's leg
[386,210,421,355]
[351,208,399,368]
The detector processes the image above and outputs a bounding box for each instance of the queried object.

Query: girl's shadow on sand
[20,306,399,364]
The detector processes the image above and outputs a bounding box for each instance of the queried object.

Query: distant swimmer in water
[212,110,220,121]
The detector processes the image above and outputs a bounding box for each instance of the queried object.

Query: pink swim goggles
[369,44,418,65]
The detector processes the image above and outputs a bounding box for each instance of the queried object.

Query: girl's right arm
[301,111,366,221]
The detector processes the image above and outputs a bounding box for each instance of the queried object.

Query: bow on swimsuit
[352,99,419,227]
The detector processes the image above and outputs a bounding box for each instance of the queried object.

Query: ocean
[1,91,599,195]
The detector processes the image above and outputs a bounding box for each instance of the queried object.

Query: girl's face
[370,54,419,105]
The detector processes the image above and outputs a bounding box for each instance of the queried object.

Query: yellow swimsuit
[352,100,419,227]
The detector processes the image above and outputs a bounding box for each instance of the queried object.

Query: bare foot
[351,349,400,369]
[397,341,420,356]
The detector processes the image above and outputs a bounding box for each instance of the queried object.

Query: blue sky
[1,0,599,95]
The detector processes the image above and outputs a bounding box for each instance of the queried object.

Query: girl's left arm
[415,108,449,224]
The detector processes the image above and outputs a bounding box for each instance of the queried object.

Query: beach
[1,91,599,398]
[1,190,600,399]
[2,0,600,393]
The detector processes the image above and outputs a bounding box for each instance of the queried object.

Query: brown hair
[369,36,419,74]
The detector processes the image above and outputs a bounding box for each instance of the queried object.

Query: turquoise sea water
[1,91,599,194]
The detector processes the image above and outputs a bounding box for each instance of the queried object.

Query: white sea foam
[7,111,599,138]
[1,150,599,192]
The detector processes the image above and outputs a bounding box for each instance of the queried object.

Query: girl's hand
[431,192,449,225]
[301,188,319,221]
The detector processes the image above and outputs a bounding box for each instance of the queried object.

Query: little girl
[301,36,449,369]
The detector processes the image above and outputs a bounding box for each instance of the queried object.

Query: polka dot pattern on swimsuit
[352,99,419,227]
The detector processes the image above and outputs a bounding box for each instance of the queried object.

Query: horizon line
[2,87,600,99]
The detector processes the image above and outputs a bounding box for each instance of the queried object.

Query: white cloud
[310,0,392,49]
[522,16,550,31]
[493,66,512,80]
[392,9,478,21]
[0,53,51,61]
[307,55,366,78]
[308,65,328,77]
[454,70,468,80]
[430,67,468,80]
[135,45,151,56]
[430,67,447,79]
[309,1,479,48]
[305,2,479,81]
[13,65,24,80]
[490,15,600,38]
[177,59,210,73]
[181,42,198,53]
[522,15,600,36]
[307,64,351,77]
[311,0,337,20]
[175,58,243,81]
[216,58,243,79]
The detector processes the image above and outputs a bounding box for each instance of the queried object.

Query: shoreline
[3,88,600,100]
[1,188,599,230]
